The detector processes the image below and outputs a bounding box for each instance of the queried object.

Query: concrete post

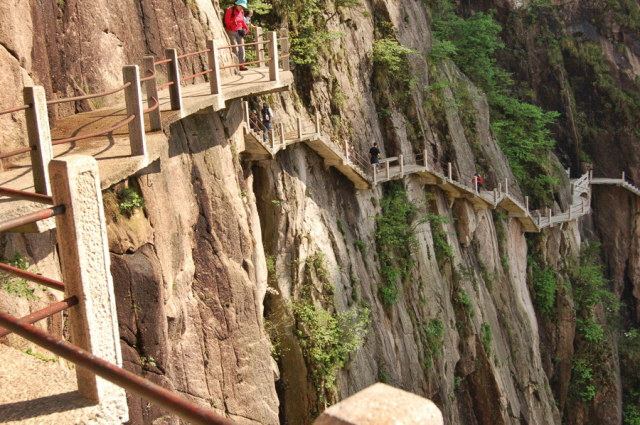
[537,211,541,226]
[256,27,265,65]
[280,123,285,149]
[142,57,162,132]
[270,131,275,149]
[504,178,509,196]
[207,40,222,95]
[315,112,320,133]
[268,31,279,82]
[344,140,349,160]
[622,171,625,181]
[498,183,502,195]
[475,178,478,194]
[243,101,250,127]
[589,169,593,180]
[313,383,443,425]
[525,196,529,212]
[165,48,182,110]
[24,86,53,195]
[373,166,377,185]
[494,189,497,204]
[48,155,127,410]
[548,207,552,224]
[385,161,390,180]
[448,163,452,180]
[399,154,404,176]
[297,117,302,139]
[280,28,290,71]
[122,66,147,158]
[424,149,428,168]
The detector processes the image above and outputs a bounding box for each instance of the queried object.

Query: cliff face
[1,0,639,424]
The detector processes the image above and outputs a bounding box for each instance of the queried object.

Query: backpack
[225,6,237,30]
[261,107,272,122]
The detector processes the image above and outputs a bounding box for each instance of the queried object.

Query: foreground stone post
[314,383,443,425]
[49,155,127,411]
[255,27,265,65]
[122,66,147,158]
[24,86,53,195]
[280,28,290,71]
[207,40,222,95]
[165,48,182,110]
[142,57,162,132]
[268,31,279,82]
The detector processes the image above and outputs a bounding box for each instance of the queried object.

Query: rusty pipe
[0,296,78,338]
[0,187,54,205]
[0,204,65,233]
[0,311,233,425]
[0,263,65,292]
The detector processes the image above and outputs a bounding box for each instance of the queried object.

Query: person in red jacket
[472,172,484,191]
[224,0,249,71]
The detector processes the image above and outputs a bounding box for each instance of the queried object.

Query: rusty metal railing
[0,311,232,425]
[0,187,53,204]
[0,204,65,232]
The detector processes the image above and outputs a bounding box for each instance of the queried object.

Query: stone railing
[313,383,443,425]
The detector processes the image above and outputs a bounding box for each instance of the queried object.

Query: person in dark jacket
[369,143,381,172]
[224,0,249,71]
[261,103,273,143]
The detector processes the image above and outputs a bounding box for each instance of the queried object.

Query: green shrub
[528,257,557,315]
[1,253,39,300]
[292,302,370,404]
[371,39,419,73]
[374,183,418,307]
[481,323,492,356]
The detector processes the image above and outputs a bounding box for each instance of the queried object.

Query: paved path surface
[0,344,121,424]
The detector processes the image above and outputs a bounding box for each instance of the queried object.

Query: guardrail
[0,155,231,424]
[0,27,290,204]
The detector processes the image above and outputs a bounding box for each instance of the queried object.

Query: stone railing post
[537,211,541,226]
[525,196,529,212]
[280,28,290,71]
[314,383,443,425]
[504,178,509,197]
[315,112,320,133]
[447,163,452,180]
[207,40,222,95]
[547,207,552,225]
[297,117,302,139]
[165,48,182,110]
[344,140,349,160]
[279,123,285,149]
[494,189,497,204]
[385,161,390,180]
[475,177,478,194]
[122,65,147,158]
[424,149,428,168]
[498,183,502,195]
[256,27,265,65]
[49,155,128,411]
[24,86,53,195]
[399,154,404,176]
[142,57,162,132]
[622,171,625,181]
[243,101,250,127]
[268,31,279,82]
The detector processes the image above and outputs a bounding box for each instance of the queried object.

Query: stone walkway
[0,344,124,424]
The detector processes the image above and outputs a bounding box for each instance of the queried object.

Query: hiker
[348,144,355,163]
[224,0,249,71]
[244,9,256,29]
[472,172,484,190]
[249,110,260,132]
[369,143,381,171]
[261,102,274,143]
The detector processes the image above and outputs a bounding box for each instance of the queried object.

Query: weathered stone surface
[314,383,443,425]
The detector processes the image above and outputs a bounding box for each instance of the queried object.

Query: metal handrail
[157,81,175,90]
[177,49,211,59]
[0,204,65,233]
[217,40,270,50]
[154,58,172,66]
[180,69,213,82]
[52,114,136,146]
[0,104,30,116]
[0,311,233,425]
[0,262,65,291]
[0,296,78,338]
[0,187,54,204]
[219,58,269,70]
[139,69,156,83]
[0,146,36,160]
[47,82,132,106]
[143,96,159,114]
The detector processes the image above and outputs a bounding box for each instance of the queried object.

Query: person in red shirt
[472,172,484,191]
[224,0,250,71]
